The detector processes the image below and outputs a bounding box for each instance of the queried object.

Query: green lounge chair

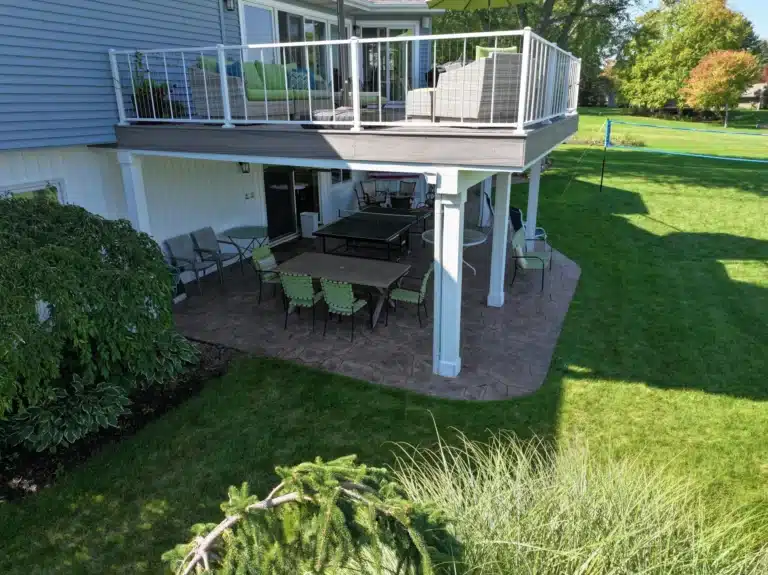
[251,245,281,304]
[320,278,371,342]
[280,273,323,330]
[386,264,433,327]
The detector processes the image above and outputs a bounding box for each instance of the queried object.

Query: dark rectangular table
[275,253,410,326]
[313,207,430,260]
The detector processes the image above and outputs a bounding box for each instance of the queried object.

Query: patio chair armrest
[171,255,196,266]
[194,246,217,256]
[216,238,238,248]
[510,253,546,266]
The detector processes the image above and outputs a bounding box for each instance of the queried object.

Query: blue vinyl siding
[0,0,240,150]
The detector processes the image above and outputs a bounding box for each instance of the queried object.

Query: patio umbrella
[426,0,533,31]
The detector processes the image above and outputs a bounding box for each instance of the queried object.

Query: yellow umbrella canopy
[427,0,530,10]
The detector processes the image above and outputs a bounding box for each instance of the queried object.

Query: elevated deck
[115,115,577,171]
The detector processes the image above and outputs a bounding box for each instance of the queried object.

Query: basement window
[0,180,63,203]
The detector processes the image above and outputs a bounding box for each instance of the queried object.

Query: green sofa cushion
[475,45,518,60]
[291,90,334,100]
[244,63,264,90]
[355,92,388,106]
[253,61,297,90]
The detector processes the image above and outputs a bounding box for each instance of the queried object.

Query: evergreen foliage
[0,196,197,450]
[163,455,459,574]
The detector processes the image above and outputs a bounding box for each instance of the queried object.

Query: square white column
[487,172,512,307]
[432,170,466,378]
[117,150,151,234]
[526,159,542,242]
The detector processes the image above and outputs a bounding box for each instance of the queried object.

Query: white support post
[349,37,362,132]
[109,49,128,126]
[317,170,334,224]
[217,44,234,128]
[117,151,151,234]
[526,159,542,243]
[432,170,465,378]
[487,172,511,307]
[515,27,532,134]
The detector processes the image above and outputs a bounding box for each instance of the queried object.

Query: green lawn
[1,117,766,573]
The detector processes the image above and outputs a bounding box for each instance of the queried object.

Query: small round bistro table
[421,228,488,275]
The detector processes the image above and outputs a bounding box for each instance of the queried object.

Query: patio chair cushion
[320,278,367,315]
[253,61,297,91]
[246,88,294,101]
[252,246,280,282]
[475,45,518,60]
[390,287,420,304]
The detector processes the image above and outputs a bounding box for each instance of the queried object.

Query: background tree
[681,50,760,126]
[614,0,754,110]
[433,0,640,107]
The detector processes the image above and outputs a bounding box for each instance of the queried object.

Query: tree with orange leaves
[681,50,760,126]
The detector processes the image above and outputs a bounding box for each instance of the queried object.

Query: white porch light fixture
[223,0,235,11]
[238,162,250,174]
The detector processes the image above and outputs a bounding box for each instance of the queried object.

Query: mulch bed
[0,340,240,503]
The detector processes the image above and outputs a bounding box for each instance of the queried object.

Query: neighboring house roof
[742,83,767,99]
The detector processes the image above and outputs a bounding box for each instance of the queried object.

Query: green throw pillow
[253,61,297,90]
[244,62,264,90]
[475,46,518,60]
[198,55,219,72]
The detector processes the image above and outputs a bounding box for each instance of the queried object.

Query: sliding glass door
[360,26,416,101]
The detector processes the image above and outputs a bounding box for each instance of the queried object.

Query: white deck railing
[109,28,580,132]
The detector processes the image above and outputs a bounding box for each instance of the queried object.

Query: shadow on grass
[555,147,768,197]
[0,359,563,574]
[527,153,768,401]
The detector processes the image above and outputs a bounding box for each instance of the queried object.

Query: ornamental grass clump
[393,431,768,575]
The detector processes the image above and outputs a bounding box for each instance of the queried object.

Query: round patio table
[421,228,487,275]
[220,225,270,260]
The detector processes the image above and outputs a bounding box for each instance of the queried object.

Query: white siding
[141,156,266,245]
[0,146,126,218]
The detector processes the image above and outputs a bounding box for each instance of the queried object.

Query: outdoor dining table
[220,225,269,261]
[275,252,411,327]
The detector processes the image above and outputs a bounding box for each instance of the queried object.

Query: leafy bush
[3,376,130,452]
[0,197,197,450]
[163,455,459,574]
[394,432,768,575]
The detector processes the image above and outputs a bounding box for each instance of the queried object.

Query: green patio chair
[320,278,371,342]
[279,273,323,331]
[386,264,433,328]
[509,228,552,293]
[251,245,281,304]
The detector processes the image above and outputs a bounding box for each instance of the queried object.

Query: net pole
[599,119,610,194]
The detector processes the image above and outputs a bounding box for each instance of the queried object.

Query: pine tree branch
[180,491,305,575]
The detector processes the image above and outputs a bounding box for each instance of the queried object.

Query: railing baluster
[240,47,248,121]
[217,44,233,127]
[432,38,437,123]
[126,53,138,119]
[377,42,382,123]
[282,47,290,120]
[145,53,158,119]
[200,51,211,120]
[350,36,361,131]
[328,44,336,123]
[181,52,192,119]
[162,52,173,120]
[305,45,312,121]
[261,49,269,121]
[460,38,466,123]
[404,42,409,123]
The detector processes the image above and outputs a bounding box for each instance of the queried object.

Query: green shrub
[163,455,459,574]
[0,197,197,450]
[394,432,768,575]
